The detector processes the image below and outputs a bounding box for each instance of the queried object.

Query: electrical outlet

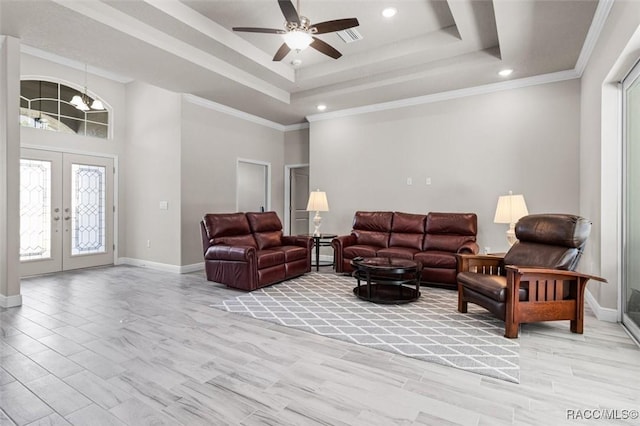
[147,240,151,248]
[484,246,490,254]
[407,177,413,185]
[426,177,432,185]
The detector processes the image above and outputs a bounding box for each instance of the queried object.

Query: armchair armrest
[505,265,607,283]
[457,241,479,255]
[332,234,357,273]
[282,235,314,251]
[205,245,256,262]
[456,253,505,275]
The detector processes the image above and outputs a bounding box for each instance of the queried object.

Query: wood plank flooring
[0,265,638,425]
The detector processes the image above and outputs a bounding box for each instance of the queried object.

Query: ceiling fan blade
[273,43,291,61]
[312,18,359,34]
[278,0,300,25]
[233,27,286,34]
[310,37,342,59]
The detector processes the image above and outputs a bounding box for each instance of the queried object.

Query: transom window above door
[20,79,110,139]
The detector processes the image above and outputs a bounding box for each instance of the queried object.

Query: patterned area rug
[214,273,519,383]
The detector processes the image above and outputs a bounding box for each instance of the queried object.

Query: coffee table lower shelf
[352,282,420,304]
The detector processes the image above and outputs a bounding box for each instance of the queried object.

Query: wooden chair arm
[456,253,505,275]
[505,265,607,283]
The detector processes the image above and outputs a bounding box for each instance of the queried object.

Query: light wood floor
[0,265,638,425]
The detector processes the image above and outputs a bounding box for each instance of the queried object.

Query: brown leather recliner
[200,211,313,291]
[457,214,606,338]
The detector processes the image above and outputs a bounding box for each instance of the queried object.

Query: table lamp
[306,189,329,236]
[494,191,528,246]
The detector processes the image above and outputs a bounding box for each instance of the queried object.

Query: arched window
[20,79,109,139]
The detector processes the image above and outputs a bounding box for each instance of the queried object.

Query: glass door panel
[623,60,640,341]
[19,149,114,276]
[20,149,62,276]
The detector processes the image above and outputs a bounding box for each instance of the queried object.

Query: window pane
[20,159,52,261]
[37,99,58,116]
[59,116,83,134]
[60,101,86,120]
[71,164,106,255]
[86,111,108,124]
[84,123,108,138]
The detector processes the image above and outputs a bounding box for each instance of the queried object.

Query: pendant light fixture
[70,64,105,111]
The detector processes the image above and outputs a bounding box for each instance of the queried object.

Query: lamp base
[506,223,518,246]
[312,212,322,236]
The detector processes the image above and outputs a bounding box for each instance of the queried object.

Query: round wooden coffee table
[350,257,421,304]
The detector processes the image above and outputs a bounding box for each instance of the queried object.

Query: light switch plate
[159,201,168,210]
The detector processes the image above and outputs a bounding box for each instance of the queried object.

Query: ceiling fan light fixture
[283,30,313,51]
[382,7,397,18]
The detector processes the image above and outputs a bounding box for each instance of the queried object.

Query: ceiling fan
[232,0,359,61]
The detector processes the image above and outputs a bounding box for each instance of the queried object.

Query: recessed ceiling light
[382,7,397,18]
[316,104,327,112]
[290,59,302,66]
[498,69,514,77]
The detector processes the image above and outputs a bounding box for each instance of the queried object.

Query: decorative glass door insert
[20,149,114,276]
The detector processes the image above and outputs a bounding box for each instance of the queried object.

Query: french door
[20,148,114,276]
[623,60,640,342]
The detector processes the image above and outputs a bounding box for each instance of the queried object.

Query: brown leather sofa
[332,211,479,288]
[200,211,313,291]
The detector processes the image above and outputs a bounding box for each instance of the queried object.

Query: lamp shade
[494,193,528,224]
[306,190,329,212]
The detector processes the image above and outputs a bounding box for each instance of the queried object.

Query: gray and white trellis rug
[214,272,519,383]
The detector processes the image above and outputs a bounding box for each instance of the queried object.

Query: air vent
[336,28,363,43]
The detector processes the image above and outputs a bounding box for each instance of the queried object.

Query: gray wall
[180,99,287,266]
[309,79,581,254]
[284,127,310,165]
[123,81,182,265]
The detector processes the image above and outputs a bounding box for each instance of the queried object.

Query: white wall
[284,127,309,165]
[123,81,182,266]
[180,98,286,266]
[580,1,640,312]
[309,79,581,254]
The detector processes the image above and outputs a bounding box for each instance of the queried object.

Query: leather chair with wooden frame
[456,214,606,338]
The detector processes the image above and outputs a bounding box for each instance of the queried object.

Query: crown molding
[574,0,614,76]
[183,94,287,131]
[283,122,309,132]
[21,44,133,84]
[306,69,579,122]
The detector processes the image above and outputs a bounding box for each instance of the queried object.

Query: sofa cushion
[424,234,476,253]
[213,234,257,248]
[353,211,394,232]
[203,213,257,248]
[344,245,378,259]
[254,231,283,250]
[426,212,477,235]
[457,272,527,302]
[352,230,389,248]
[414,250,457,269]
[389,212,426,250]
[247,211,283,232]
[256,250,285,269]
[270,245,308,262]
[377,247,419,260]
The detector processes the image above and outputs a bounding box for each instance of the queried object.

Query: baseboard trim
[117,258,204,274]
[0,293,23,308]
[585,288,618,323]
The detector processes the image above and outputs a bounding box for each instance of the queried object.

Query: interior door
[20,149,114,276]
[290,166,309,235]
[237,159,269,212]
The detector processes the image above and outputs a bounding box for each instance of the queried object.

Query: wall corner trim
[0,294,23,308]
[585,288,618,323]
